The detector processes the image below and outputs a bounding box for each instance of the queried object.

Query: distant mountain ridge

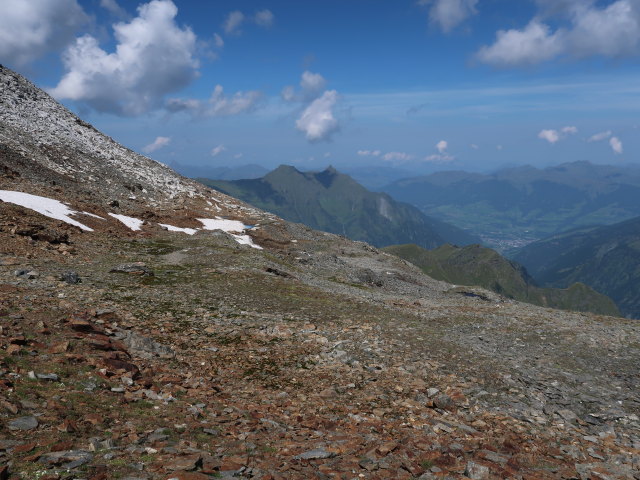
[514,216,640,319]
[384,243,620,317]
[200,165,480,250]
[382,161,640,253]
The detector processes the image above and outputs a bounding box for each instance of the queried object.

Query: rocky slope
[1,65,640,480]
[201,165,479,249]
[383,243,620,316]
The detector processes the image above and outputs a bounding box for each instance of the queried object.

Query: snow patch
[198,217,262,249]
[108,213,144,231]
[0,190,93,231]
[160,224,198,235]
[197,218,246,233]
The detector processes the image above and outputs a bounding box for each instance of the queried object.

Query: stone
[433,393,455,411]
[38,450,93,469]
[8,416,38,431]
[464,461,490,479]
[36,373,59,381]
[110,263,154,276]
[60,271,81,284]
[293,448,335,460]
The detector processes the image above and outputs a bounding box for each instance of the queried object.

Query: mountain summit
[201,165,479,249]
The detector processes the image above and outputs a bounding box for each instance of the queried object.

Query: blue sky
[1,0,639,176]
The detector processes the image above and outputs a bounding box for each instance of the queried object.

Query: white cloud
[470,143,479,149]
[497,145,504,150]
[436,140,448,153]
[588,130,613,142]
[0,0,88,67]
[382,152,414,162]
[282,71,327,102]
[234,153,243,159]
[357,150,382,157]
[167,85,262,117]
[610,136,623,154]
[213,33,224,48]
[421,0,479,33]
[100,0,127,18]
[210,144,226,157]
[478,1,640,67]
[143,136,170,153]
[254,9,274,27]
[50,0,198,116]
[296,90,340,142]
[538,126,578,143]
[477,20,563,66]
[425,153,455,163]
[223,11,244,35]
[538,129,561,144]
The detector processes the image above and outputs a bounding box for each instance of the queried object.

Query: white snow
[197,218,246,233]
[197,217,262,249]
[159,224,198,235]
[108,213,144,231]
[0,190,93,231]
[80,211,105,219]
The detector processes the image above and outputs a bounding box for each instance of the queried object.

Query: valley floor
[2,227,640,479]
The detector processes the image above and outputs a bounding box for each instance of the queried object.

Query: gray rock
[433,393,455,410]
[60,271,81,284]
[114,330,173,359]
[293,448,336,460]
[464,461,490,480]
[38,450,93,469]
[36,373,59,381]
[8,416,38,431]
[109,263,154,276]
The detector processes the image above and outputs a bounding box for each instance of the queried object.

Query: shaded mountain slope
[201,165,479,249]
[514,216,640,319]
[383,243,620,316]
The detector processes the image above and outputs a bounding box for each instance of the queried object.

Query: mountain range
[382,161,640,253]
[200,165,480,250]
[2,64,640,479]
[383,243,620,317]
[515,216,640,319]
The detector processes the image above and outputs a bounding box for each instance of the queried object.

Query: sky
[1,0,640,176]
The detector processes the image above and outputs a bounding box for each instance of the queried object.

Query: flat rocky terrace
[1,221,640,480]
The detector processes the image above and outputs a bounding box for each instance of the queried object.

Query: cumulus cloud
[167,84,263,117]
[420,0,479,33]
[210,144,226,157]
[610,137,624,154]
[143,136,170,153]
[588,130,613,142]
[223,11,244,35]
[100,0,128,18]
[254,9,274,27]
[285,71,341,143]
[50,0,198,116]
[0,0,88,67]
[478,1,640,66]
[538,126,578,143]
[296,90,340,142]
[282,71,327,102]
[477,21,563,66]
[426,140,455,163]
[213,33,224,48]
[538,129,561,144]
